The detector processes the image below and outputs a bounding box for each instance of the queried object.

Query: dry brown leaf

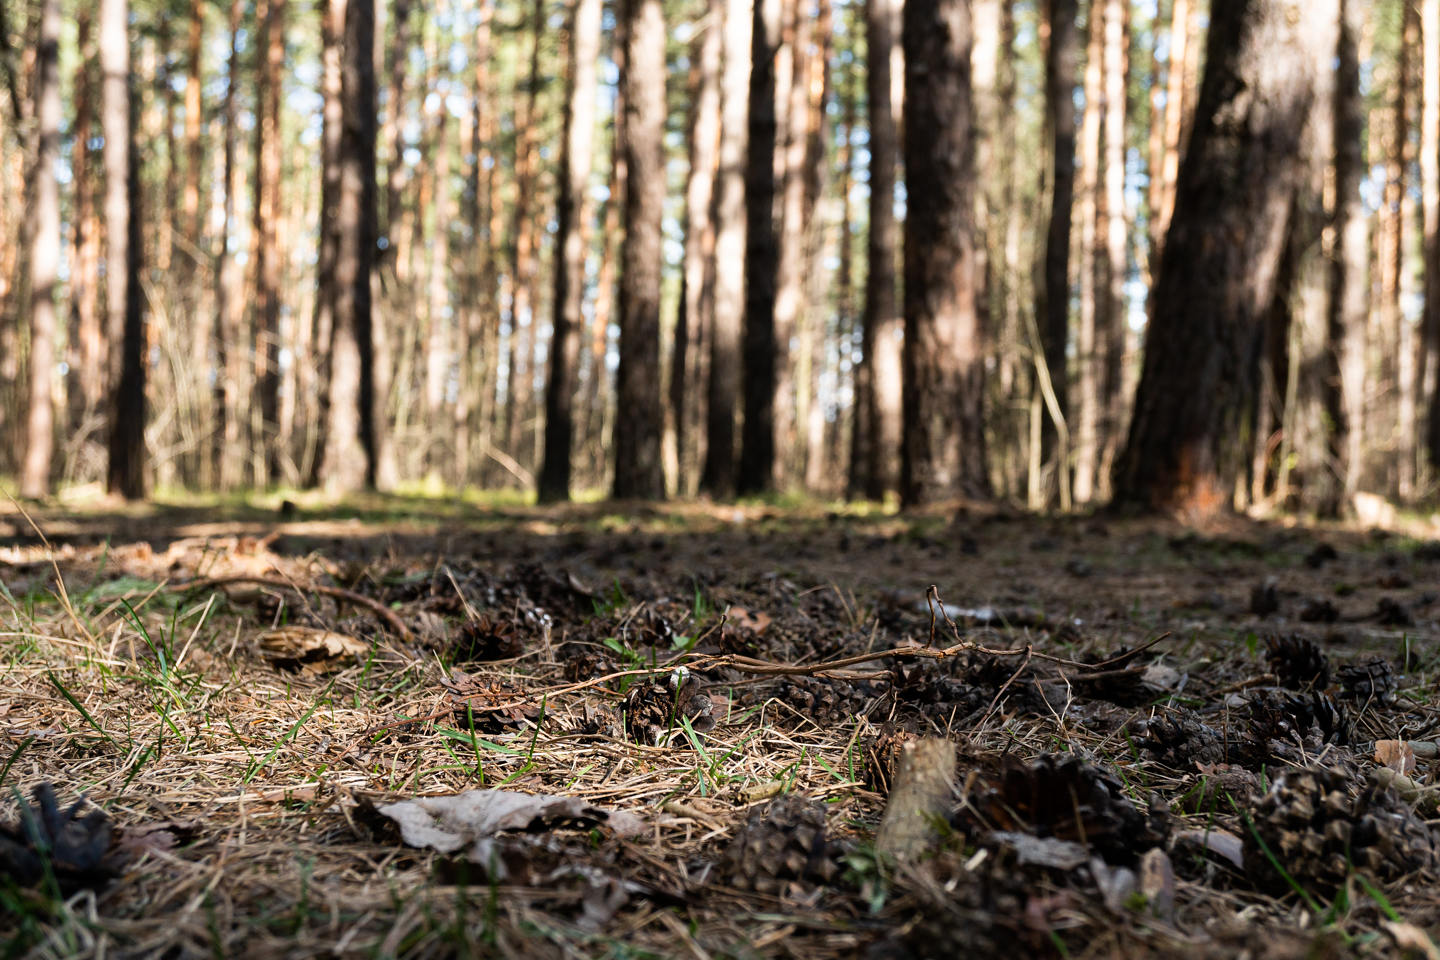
[1174,828,1244,869]
[258,626,369,674]
[727,606,772,635]
[1376,739,1418,775]
[375,789,646,867]
[1384,921,1440,960]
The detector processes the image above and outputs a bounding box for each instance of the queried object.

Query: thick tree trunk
[673,5,722,496]
[700,0,751,498]
[900,0,988,506]
[1398,0,1420,498]
[538,0,603,502]
[1113,0,1325,517]
[103,0,147,499]
[1426,0,1440,477]
[1034,0,1076,508]
[20,0,60,498]
[737,0,783,495]
[1323,0,1366,516]
[323,0,379,492]
[852,0,903,501]
[612,0,667,499]
[1152,0,1191,259]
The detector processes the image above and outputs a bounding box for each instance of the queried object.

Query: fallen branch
[170,575,412,641]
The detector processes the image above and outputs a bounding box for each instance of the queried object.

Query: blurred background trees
[1,0,1438,517]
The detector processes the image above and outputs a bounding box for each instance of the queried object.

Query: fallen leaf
[374,789,646,869]
[258,627,369,674]
[1376,739,1418,776]
[1384,921,1440,960]
[1138,848,1176,922]
[988,831,1090,871]
[1174,827,1244,869]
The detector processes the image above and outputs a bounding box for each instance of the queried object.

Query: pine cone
[864,728,918,795]
[775,676,868,727]
[453,615,524,662]
[623,671,714,745]
[718,796,840,895]
[1141,709,1228,769]
[557,641,617,682]
[1337,658,1397,705]
[1244,767,1436,891]
[1266,634,1330,690]
[0,784,118,893]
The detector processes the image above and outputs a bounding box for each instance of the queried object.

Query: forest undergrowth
[3,495,1440,958]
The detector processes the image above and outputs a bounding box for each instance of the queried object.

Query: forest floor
[3,492,1440,958]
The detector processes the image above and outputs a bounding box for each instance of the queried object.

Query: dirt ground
[3,494,1440,958]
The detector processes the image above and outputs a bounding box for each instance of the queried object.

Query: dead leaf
[1174,827,1244,869]
[374,789,646,870]
[727,606,772,635]
[1376,739,1418,776]
[258,627,369,674]
[1138,848,1176,922]
[1384,921,1440,960]
[989,831,1089,871]
[115,819,201,859]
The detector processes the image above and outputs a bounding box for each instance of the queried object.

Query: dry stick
[170,575,412,641]
[875,737,957,863]
[2,488,98,645]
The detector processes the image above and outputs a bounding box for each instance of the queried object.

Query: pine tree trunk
[1153,0,1191,258]
[103,0,147,499]
[1425,0,1440,477]
[1097,0,1128,498]
[737,0,783,495]
[612,0,667,499]
[214,0,244,489]
[251,0,285,483]
[901,0,988,505]
[1034,0,1076,507]
[456,0,495,489]
[538,0,603,502]
[1324,0,1366,516]
[323,0,379,492]
[309,0,345,488]
[674,3,722,496]
[1398,0,1420,498]
[853,0,903,500]
[700,0,750,498]
[1073,0,1103,506]
[1113,0,1326,517]
[67,8,103,442]
[20,0,60,498]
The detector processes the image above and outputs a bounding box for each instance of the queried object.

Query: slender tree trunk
[456,0,495,489]
[382,0,413,256]
[586,56,626,490]
[1034,0,1077,507]
[1398,0,1420,498]
[538,0,603,502]
[214,0,244,488]
[835,70,857,484]
[1146,0,1168,267]
[252,0,285,483]
[800,0,832,490]
[674,3,723,496]
[1426,0,1440,477]
[1153,0,1191,259]
[1113,0,1325,517]
[67,7,103,440]
[737,0,783,495]
[901,0,987,505]
[424,93,451,465]
[1073,0,1103,505]
[700,0,751,497]
[503,0,546,468]
[20,0,60,497]
[309,0,345,487]
[323,0,379,492]
[612,0,667,499]
[1097,0,1128,497]
[103,0,147,499]
[1324,0,1366,515]
[182,0,204,277]
[853,0,903,500]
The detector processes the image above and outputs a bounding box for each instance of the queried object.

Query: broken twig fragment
[875,737,955,863]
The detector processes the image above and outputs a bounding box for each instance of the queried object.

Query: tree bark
[1398,0,1420,498]
[67,7,103,440]
[1097,0,1128,497]
[20,0,60,498]
[103,0,147,499]
[674,2,723,496]
[1034,0,1077,507]
[251,0,285,483]
[1152,0,1191,260]
[700,0,751,497]
[1426,0,1440,477]
[900,0,988,506]
[853,0,903,501]
[611,0,667,499]
[309,0,345,488]
[323,0,379,492]
[1113,0,1326,518]
[213,0,244,489]
[538,0,603,502]
[737,0,783,495]
[1073,0,1103,506]
[1324,0,1366,516]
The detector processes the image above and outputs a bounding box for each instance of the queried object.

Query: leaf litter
[2,501,1440,956]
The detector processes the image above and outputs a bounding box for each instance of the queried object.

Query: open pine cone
[1243,767,1436,891]
[0,783,119,893]
[717,796,841,895]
